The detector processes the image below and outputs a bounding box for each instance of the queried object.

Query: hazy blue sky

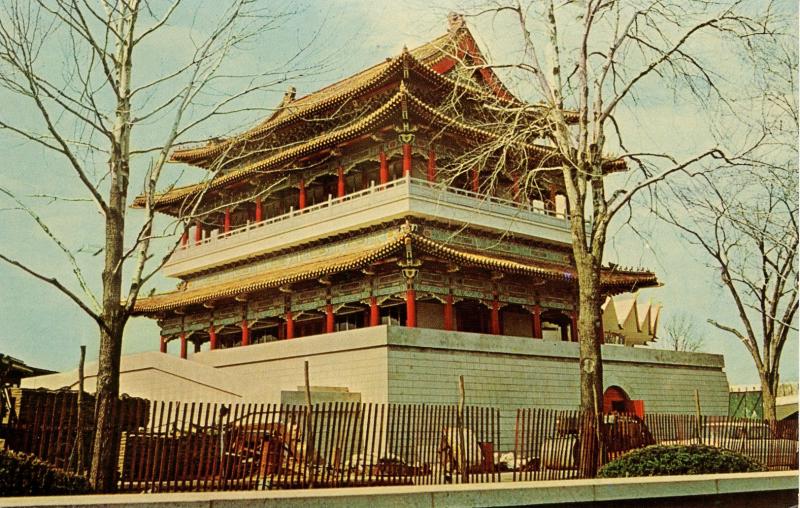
[0,0,796,387]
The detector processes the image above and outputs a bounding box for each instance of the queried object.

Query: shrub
[598,444,766,478]
[0,449,91,497]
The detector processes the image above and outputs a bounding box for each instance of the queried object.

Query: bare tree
[659,312,704,353]
[656,30,797,422]
[0,0,316,490]
[440,1,773,473]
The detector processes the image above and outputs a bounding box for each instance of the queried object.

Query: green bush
[0,449,91,497]
[598,444,766,478]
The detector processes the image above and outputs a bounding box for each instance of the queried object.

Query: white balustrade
[168,175,572,275]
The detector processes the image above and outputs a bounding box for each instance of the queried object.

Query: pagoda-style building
[132,15,655,355]
[104,15,729,433]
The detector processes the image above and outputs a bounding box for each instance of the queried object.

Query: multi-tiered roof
[132,19,622,215]
[131,17,656,353]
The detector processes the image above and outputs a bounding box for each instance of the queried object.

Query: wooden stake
[76,345,86,474]
[304,361,315,487]
[694,389,703,444]
[458,375,468,484]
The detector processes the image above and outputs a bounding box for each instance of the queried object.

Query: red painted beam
[406,288,416,328]
[402,144,412,177]
[337,166,346,198]
[444,295,454,331]
[532,305,542,339]
[379,150,389,184]
[209,324,217,350]
[326,304,335,333]
[298,178,306,210]
[286,311,295,339]
[241,319,250,346]
[254,197,263,222]
[490,300,501,335]
[427,149,436,182]
[370,296,380,326]
[180,333,187,359]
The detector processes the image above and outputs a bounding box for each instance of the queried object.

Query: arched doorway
[603,386,630,414]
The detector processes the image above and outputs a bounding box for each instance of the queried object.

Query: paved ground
[0,471,797,508]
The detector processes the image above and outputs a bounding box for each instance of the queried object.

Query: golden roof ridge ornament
[396,81,417,144]
[398,235,422,282]
[448,12,466,33]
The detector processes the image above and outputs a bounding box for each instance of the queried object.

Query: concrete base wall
[21,352,243,403]
[23,326,729,444]
[385,328,729,446]
[191,327,390,404]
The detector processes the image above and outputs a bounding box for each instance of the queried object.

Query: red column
[194,220,202,245]
[370,296,380,326]
[223,208,231,233]
[379,150,389,184]
[443,295,454,331]
[490,300,501,335]
[285,311,295,339]
[570,311,578,342]
[241,319,250,346]
[254,197,263,222]
[427,149,436,182]
[209,324,217,350]
[337,166,346,198]
[160,336,167,353]
[180,232,188,247]
[325,304,335,333]
[402,143,412,176]
[298,178,306,210]
[180,333,187,359]
[405,288,416,328]
[471,167,480,193]
[532,305,542,339]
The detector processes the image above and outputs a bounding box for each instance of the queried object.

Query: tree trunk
[575,252,604,477]
[89,203,128,491]
[760,371,778,422]
[89,7,134,489]
[90,324,123,491]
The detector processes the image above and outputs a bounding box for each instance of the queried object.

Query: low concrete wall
[1,472,795,508]
[386,327,729,446]
[20,326,730,433]
[21,352,243,403]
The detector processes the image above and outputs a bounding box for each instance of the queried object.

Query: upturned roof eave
[131,225,657,315]
[168,26,555,168]
[132,85,622,212]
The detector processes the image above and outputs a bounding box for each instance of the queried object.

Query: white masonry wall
[21,351,244,403]
[385,327,729,450]
[190,328,390,404]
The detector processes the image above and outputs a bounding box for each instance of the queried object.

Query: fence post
[694,389,703,445]
[457,375,467,484]
[304,361,315,488]
[76,345,86,474]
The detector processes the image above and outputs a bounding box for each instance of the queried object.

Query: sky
[0,0,797,388]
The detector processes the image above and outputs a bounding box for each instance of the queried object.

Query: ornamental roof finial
[275,85,296,111]
[448,12,465,33]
